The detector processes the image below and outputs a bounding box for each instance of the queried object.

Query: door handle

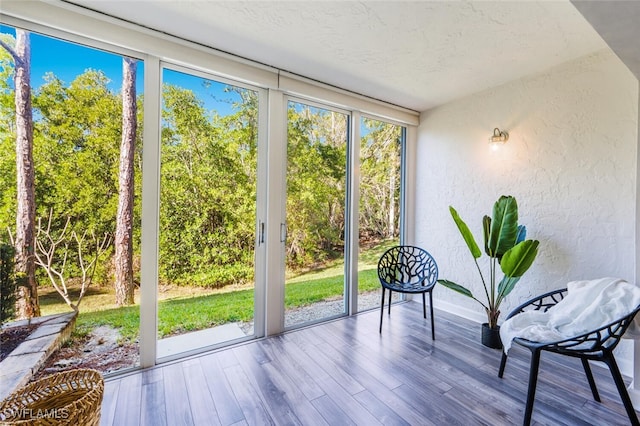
[258,221,265,245]
[280,223,287,243]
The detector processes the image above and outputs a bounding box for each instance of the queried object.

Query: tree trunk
[13,30,39,319]
[114,57,137,306]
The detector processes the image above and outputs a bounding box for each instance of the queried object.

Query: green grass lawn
[39,240,396,341]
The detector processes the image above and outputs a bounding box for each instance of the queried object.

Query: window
[0,24,143,374]
[0,7,418,372]
[284,100,349,328]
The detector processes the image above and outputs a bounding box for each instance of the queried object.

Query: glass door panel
[158,67,259,358]
[284,101,349,328]
[357,118,403,312]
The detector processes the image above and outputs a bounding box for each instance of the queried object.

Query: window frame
[0,5,418,373]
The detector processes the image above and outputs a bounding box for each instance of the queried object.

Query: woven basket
[0,369,104,426]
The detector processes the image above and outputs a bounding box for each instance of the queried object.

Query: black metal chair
[498,288,640,426]
[377,245,438,338]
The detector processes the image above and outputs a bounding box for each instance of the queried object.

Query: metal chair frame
[377,245,438,339]
[498,288,640,426]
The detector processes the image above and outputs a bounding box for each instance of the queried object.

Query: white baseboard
[432,298,488,324]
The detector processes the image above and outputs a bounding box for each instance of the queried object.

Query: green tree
[286,104,347,268]
[159,84,258,286]
[0,34,17,235]
[33,70,121,238]
[31,69,141,288]
[0,240,17,323]
[1,28,144,301]
[360,119,402,241]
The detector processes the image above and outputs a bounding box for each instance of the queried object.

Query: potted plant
[437,195,539,349]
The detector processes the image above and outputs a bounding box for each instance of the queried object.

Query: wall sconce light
[489,127,509,150]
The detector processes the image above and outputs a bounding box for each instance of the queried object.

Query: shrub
[177,263,253,288]
[0,242,17,324]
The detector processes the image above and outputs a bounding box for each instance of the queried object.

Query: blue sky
[0,24,241,116]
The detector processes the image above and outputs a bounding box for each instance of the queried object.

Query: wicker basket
[0,369,104,426]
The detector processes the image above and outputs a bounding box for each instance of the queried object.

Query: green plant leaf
[483,215,491,255]
[500,239,539,278]
[497,275,521,301]
[437,279,474,299]
[488,196,519,258]
[449,206,481,259]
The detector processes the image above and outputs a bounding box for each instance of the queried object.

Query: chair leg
[603,354,640,426]
[422,292,427,319]
[379,288,386,333]
[581,358,600,402]
[429,291,435,340]
[523,349,542,426]
[498,352,508,378]
[388,290,392,314]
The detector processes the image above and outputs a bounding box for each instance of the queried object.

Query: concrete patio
[0,312,76,401]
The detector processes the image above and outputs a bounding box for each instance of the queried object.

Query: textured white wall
[415,49,638,371]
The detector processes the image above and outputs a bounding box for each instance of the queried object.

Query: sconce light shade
[489,127,509,150]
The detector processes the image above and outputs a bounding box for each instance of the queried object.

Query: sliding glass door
[157,66,260,359]
[357,118,404,312]
[284,100,349,328]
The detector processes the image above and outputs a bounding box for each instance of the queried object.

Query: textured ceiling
[64,1,608,112]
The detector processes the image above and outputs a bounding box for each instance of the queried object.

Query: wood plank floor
[101,301,637,425]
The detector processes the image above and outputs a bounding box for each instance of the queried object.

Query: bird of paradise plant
[438,195,540,329]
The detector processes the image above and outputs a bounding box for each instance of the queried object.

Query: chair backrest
[509,288,640,354]
[552,305,640,355]
[377,245,438,288]
[509,288,567,319]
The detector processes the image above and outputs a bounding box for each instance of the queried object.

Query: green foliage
[437,279,474,299]
[0,34,17,234]
[0,27,405,297]
[450,206,481,259]
[359,118,402,240]
[33,71,122,237]
[0,135,16,233]
[286,104,347,267]
[159,84,257,285]
[500,239,539,279]
[486,196,519,258]
[0,241,17,323]
[177,263,253,288]
[438,196,540,329]
[1,62,142,285]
